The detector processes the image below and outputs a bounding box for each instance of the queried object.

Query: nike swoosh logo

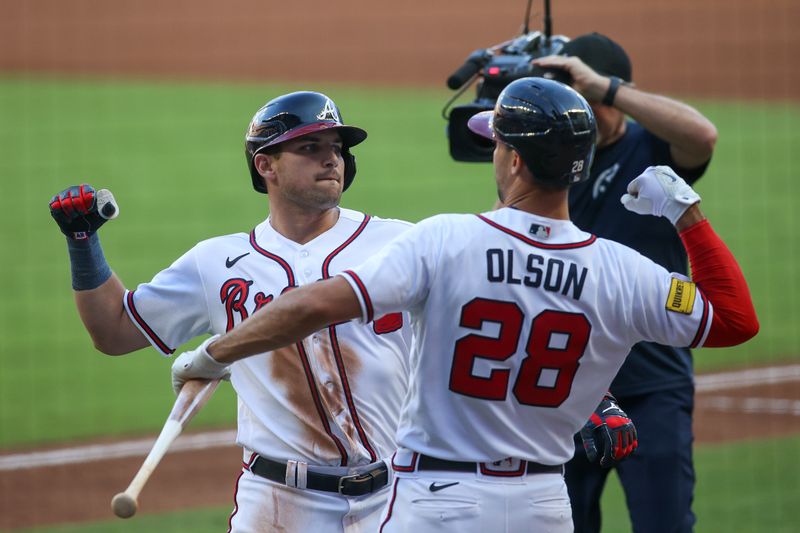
[225,252,250,268]
[429,481,459,492]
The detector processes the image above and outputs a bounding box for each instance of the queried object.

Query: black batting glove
[49,184,118,240]
[580,392,638,468]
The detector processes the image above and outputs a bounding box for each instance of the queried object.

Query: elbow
[90,334,133,356]
[733,306,761,345]
[726,319,760,347]
[676,124,717,169]
[739,316,760,344]
[92,341,127,356]
[302,278,359,325]
[698,123,718,156]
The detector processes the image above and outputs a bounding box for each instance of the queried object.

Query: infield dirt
[0,0,797,100]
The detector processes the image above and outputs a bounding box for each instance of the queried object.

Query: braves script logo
[220,278,275,332]
[316,98,340,122]
[220,279,396,336]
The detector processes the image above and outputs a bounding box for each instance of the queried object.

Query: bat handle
[131,420,182,495]
[169,379,221,427]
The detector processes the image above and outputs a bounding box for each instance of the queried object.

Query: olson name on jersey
[485,248,588,301]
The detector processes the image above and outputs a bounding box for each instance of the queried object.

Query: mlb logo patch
[529,223,551,240]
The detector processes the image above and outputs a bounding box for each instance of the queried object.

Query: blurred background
[0,0,797,531]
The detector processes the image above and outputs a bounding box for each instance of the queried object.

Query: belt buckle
[337,472,365,495]
[338,470,380,496]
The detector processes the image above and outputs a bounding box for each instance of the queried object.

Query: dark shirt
[569,121,708,398]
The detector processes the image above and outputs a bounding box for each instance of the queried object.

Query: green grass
[0,75,798,448]
[15,435,800,532]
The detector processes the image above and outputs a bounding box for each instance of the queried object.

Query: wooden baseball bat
[111,378,221,519]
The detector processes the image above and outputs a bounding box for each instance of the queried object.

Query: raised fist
[49,184,119,239]
[580,393,638,468]
[620,165,701,225]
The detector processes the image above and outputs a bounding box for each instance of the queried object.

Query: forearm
[50,185,144,354]
[75,273,149,355]
[622,168,756,345]
[679,217,759,346]
[209,277,361,364]
[614,85,717,169]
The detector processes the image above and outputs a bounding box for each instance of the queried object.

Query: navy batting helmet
[467,77,596,188]
[245,91,367,194]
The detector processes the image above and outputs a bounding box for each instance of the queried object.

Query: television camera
[445,0,571,162]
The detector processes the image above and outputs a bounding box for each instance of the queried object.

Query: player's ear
[254,153,279,189]
[510,149,525,177]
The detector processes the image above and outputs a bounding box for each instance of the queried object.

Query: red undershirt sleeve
[679,219,759,347]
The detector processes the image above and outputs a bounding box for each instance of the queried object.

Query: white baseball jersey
[342,207,712,465]
[124,208,413,467]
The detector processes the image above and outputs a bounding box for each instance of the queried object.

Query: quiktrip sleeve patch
[665,278,696,314]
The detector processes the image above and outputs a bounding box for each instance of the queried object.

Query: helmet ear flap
[248,149,268,193]
[342,148,357,191]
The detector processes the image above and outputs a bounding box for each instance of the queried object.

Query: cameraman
[533,32,717,533]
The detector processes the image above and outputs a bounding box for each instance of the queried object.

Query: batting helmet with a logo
[245,91,368,193]
[467,77,596,188]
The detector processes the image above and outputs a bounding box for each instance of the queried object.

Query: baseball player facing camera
[50,89,638,531]
[50,92,415,531]
[170,78,758,532]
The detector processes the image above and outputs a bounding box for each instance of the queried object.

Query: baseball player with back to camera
[49,91,417,532]
[49,90,636,531]
[532,32,720,532]
[170,78,758,532]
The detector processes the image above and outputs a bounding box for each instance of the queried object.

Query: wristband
[66,233,112,290]
[602,76,622,106]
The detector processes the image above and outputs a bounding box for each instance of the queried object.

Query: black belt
[249,455,389,496]
[417,454,562,475]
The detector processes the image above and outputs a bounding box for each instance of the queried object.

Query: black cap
[528,65,573,86]
[560,32,632,82]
